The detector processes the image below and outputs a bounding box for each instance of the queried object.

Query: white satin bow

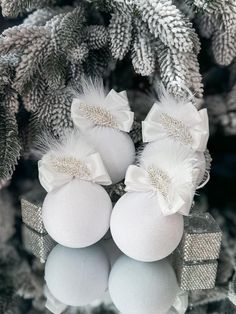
[71,89,134,132]
[142,103,209,152]
[125,165,194,216]
[38,152,112,192]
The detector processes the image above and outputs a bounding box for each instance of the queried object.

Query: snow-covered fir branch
[0,0,203,180]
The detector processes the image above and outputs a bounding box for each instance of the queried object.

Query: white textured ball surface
[110,192,184,262]
[85,127,135,184]
[109,255,178,314]
[45,244,110,306]
[42,179,112,248]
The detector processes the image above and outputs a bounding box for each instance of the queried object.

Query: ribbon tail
[118,90,128,100]
[191,109,209,152]
[159,193,187,216]
[116,110,134,132]
[105,89,129,111]
[103,90,134,132]
[86,153,112,186]
[142,121,167,143]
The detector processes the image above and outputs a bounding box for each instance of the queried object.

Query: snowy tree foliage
[184,0,236,66]
[0,0,206,180]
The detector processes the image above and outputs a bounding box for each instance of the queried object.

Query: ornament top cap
[142,85,209,152]
[37,130,112,192]
[71,79,134,132]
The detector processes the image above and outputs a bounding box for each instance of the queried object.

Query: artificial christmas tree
[0,1,236,314]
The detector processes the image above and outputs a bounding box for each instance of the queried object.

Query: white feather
[73,77,107,107]
[139,140,200,203]
[152,84,198,125]
[142,84,209,152]
[71,77,133,133]
[34,129,95,161]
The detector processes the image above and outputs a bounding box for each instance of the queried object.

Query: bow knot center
[50,155,91,179]
[160,113,193,146]
[147,166,171,201]
[79,103,118,128]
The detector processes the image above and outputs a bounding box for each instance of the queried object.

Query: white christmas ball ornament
[71,79,135,184]
[142,85,209,152]
[109,255,178,314]
[45,244,110,306]
[42,179,112,248]
[85,127,135,183]
[110,192,184,262]
[141,140,202,211]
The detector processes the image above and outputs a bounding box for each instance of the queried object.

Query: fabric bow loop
[142,104,209,152]
[125,165,192,216]
[71,89,134,132]
[38,152,112,192]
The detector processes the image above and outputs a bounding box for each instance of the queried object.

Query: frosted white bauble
[42,179,112,248]
[45,244,110,306]
[44,284,67,314]
[109,255,178,314]
[110,192,184,262]
[85,127,135,184]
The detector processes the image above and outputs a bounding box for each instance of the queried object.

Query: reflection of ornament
[21,188,46,234]
[111,139,203,262]
[167,290,188,314]
[44,284,67,314]
[71,79,135,183]
[38,131,113,248]
[109,255,178,314]
[22,225,56,263]
[179,213,222,261]
[45,244,110,306]
[174,252,218,291]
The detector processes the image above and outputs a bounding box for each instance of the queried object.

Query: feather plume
[139,140,201,213]
[71,77,134,132]
[140,139,199,184]
[142,84,209,152]
[72,77,107,107]
[33,129,95,161]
